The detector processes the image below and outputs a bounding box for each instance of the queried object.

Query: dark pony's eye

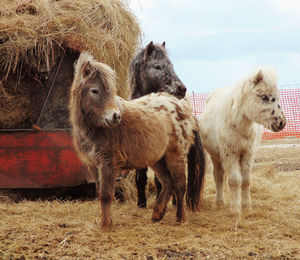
[261,95,269,101]
[153,64,161,70]
[90,88,99,94]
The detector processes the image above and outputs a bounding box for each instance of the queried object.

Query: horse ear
[161,41,166,48]
[253,70,263,85]
[144,41,155,60]
[82,61,92,78]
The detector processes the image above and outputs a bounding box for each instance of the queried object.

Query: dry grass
[0,0,141,96]
[0,139,299,259]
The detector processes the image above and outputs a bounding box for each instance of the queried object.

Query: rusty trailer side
[0,130,92,189]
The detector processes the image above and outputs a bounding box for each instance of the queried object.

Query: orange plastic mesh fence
[190,86,300,140]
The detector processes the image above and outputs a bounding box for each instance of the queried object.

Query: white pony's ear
[253,70,263,85]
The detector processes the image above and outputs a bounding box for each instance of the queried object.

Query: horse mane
[232,67,278,107]
[74,51,116,93]
[70,51,117,138]
[129,44,167,98]
[238,67,277,91]
[249,67,277,87]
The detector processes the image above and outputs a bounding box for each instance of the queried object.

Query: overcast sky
[129,0,300,93]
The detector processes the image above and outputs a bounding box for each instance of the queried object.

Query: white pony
[199,68,286,213]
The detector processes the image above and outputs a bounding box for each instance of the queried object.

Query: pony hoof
[101,225,112,232]
[216,200,225,208]
[176,216,186,223]
[101,220,112,232]
[242,204,252,212]
[229,206,241,216]
[137,201,147,209]
[151,211,163,222]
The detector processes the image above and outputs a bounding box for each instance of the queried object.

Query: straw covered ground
[0,138,299,259]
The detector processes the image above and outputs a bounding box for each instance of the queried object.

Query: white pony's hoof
[216,200,225,208]
[230,203,241,215]
[242,203,252,211]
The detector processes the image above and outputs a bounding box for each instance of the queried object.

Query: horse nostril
[279,120,285,129]
[177,85,186,96]
[113,112,121,123]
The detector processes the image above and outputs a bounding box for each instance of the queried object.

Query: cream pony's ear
[75,51,94,78]
[253,70,263,85]
[161,41,166,48]
[82,61,93,78]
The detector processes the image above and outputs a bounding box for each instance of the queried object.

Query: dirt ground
[0,138,299,259]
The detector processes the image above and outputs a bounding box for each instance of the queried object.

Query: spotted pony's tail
[186,126,206,211]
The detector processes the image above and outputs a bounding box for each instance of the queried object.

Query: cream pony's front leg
[223,155,242,213]
[240,152,254,211]
[211,159,225,207]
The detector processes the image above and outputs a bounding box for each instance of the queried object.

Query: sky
[128,0,300,93]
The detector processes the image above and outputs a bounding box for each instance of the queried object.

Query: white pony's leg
[223,156,242,213]
[240,153,253,211]
[212,159,225,207]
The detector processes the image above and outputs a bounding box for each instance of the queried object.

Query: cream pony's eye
[91,88,99,94]
[271,97,276,102]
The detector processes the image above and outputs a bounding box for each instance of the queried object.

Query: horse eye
[261,95,269,101]
[271,97,276,102]
[153,64,161,70]
[90,89,99,94]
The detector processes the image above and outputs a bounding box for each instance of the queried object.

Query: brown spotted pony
[129,41,206,208]
[69,52,204,231]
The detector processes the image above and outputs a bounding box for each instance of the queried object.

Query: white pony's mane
[232,67,278,105]
[237,67,278,91]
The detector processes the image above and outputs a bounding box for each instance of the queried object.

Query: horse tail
[186,128,206,211]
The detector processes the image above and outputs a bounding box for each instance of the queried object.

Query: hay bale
[0,0,141,129]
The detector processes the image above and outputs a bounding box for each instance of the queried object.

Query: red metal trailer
[0,130,91,189]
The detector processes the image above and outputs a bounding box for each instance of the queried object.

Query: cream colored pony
[199,68,286,213]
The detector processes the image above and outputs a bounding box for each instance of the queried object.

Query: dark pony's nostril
[177,85,186,95]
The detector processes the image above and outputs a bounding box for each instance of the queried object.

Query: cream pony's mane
[74,51,116,93]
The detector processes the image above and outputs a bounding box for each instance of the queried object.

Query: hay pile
[0,0,141,129]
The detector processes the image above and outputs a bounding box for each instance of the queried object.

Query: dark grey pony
[130,41,206,210]
[130,41,186,99]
